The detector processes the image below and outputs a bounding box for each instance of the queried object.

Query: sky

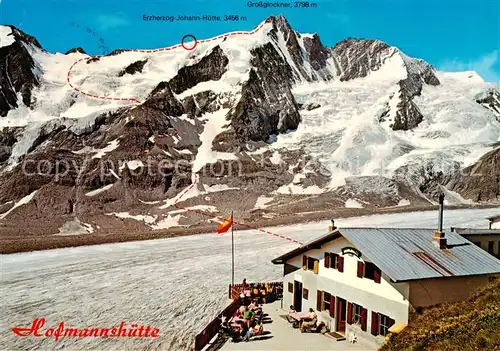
[1,0,499,82]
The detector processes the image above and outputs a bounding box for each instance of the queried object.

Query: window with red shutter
[371,311,379,335]
[330,253,338,269]
[379,313,395,336]
[357,261,365,278]
[329,295,335,317]
[346,302,353,324]
[337,256,344,272]
[316,290,323,311]
[324,252,330,268]
[374,268,381,283]
[361,308,367,331]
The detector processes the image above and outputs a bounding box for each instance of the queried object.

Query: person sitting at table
[242,322,264,342]
[234,305,245,319]
[259,285,267,303]
[252,285,259,299]
[300,308,317,331]
[286,305,297,323]
[249,299,262,316]
[248,299,257,311]
[265,283,275,299]
[243,306,255,327]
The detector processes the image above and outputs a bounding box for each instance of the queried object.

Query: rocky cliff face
[168,46,229,94]
[0,17,498,236]
[230,42,301,142]
[0,26,42,116]
[475,87,500,120]
[420,147,500,203]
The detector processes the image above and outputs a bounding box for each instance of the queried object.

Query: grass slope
[381,279,500,351]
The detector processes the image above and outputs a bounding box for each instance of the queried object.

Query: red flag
[217,216,233,234]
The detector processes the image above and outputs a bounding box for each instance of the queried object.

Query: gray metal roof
[272,227,500,282]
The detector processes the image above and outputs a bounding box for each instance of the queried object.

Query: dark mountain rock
[303,34,332,80]
[86,57,100,64]
[304,102,321,111]
[118,59,148,77]
[421,148,500,202]
[0,26,42,116]
[0,127,22,164]
[105,49,130,56]
[267,15,308,81]
[65,47,87,55]
[419,64,440,86]
[391,96,424,131]
[331,38,391,81]
[181,90,219,117]
[230,41,300,142]
[169,45,229,94]
[0,150,82,203]
[391,62,439,131]
[143,82,184,116]
[476,88,500,119]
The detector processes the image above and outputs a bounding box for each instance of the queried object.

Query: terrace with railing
[194,281,283,351]
[194,280,373,351]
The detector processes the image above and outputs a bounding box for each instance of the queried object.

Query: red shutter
[374,268,381,283]
[324,252,330,268]
[388,317,395,329]
[316,290,323,310]
[361,308,367,331]
[357,261,365,278]
[329,295,335,317]
[337,256,344,272]
[346,302,353,324]
[371,312,379,335]
[302,255,307,270]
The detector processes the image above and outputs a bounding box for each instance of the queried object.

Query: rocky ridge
[0,16,498,236]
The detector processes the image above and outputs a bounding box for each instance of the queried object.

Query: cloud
[95,13,130,31]
[440,51,500,83]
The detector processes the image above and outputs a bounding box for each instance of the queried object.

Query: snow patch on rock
[254,196,274,209]
[345,198,364,208]
[56,218,94,235]
[0,190,37,220]
[275,183,323,195]
[149,214,184,230]
[0,26,15,48]
[107,212,157,224]
[85,184,114,197]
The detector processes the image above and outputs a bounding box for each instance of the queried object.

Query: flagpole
[231,211,234,287]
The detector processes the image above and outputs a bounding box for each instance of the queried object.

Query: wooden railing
[193,281,283,351]
[194,298,241,351]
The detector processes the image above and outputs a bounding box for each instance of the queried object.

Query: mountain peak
[2,25,43,50]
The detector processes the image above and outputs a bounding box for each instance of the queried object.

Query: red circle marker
[181,34,198,50]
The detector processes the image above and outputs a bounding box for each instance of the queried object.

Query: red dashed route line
[66,19,301,246]
[172,175,303,246]
[66,20,269,104]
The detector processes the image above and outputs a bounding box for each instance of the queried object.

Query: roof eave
[271,231,342,264]
[391,271,500,283]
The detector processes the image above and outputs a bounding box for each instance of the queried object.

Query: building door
[293,281,303,312]
[336,297,347,333]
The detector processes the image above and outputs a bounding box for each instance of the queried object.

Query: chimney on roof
[433,193,447,249]
[328,219,337,231]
